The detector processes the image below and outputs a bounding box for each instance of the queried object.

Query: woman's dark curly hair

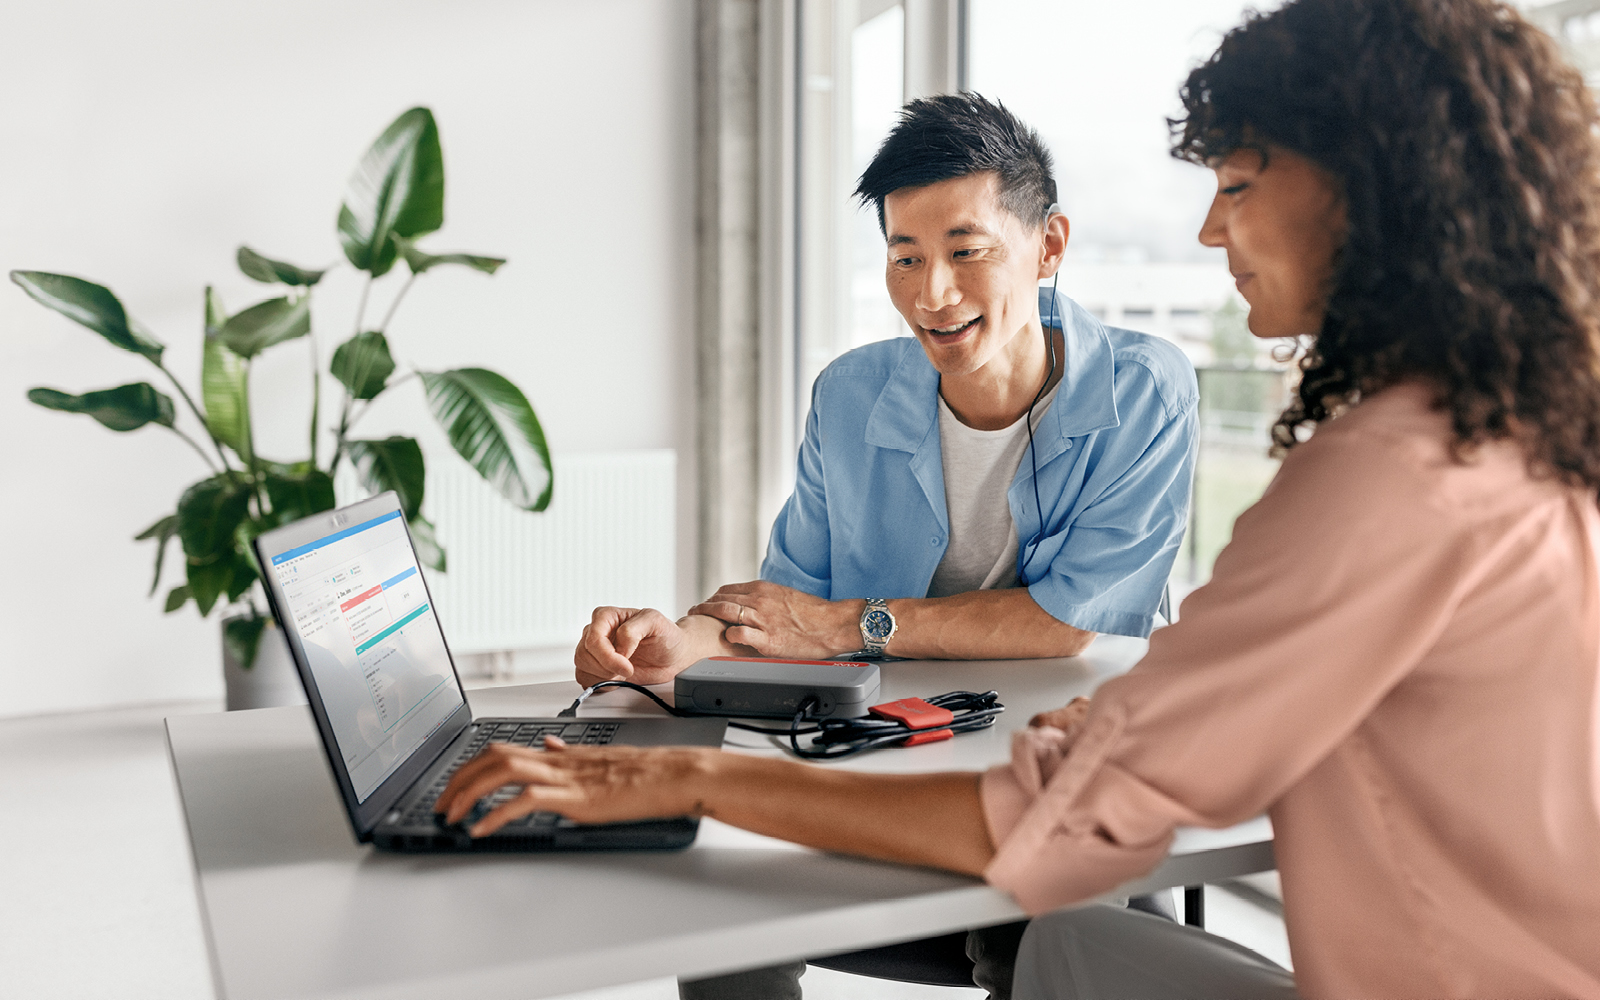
[1172,0,1600,489]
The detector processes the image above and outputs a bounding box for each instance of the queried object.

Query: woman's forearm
[437,736,996,877]
[686,751,995,876]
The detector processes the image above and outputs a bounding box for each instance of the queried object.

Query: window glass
[850,5,907,353]
[797,3,908,416]
[969,0,1289,587]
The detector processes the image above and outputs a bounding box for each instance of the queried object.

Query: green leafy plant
[12,107,551,669]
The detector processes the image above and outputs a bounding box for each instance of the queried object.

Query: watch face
[862,608,894,642]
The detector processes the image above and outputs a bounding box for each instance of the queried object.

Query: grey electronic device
[674,657,882,719]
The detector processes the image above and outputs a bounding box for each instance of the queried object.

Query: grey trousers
[1012,904,1299,1000]
[677,921,1028,1000]
[677,894,1179,999]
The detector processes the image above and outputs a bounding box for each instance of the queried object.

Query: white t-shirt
[926,380,1063,599]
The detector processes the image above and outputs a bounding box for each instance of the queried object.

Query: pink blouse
[981,383,1600,998]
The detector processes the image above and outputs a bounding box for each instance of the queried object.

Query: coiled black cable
[559,681,1003,760]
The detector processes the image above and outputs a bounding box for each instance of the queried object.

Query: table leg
[1184,885,1205,928]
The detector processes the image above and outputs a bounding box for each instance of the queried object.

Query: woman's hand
[434,739,995,875]
[434,739,712,837]
[1029,696,1091,735]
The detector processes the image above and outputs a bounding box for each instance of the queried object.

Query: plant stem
[241,361,269,517]
[329,382,355,479]
[308,326,321,468]
[169,426,220,472]
[156,361,236,477]
[345,371,418,437]
[353,274,373,337]
[377,271,417,334]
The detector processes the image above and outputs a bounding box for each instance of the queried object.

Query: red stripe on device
[707,656,864,667]
[870,697,955,730]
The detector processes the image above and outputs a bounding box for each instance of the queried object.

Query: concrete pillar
[696,0,764,598]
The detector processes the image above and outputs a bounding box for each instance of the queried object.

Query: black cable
[559,680,818,734]
[786,690,1004,760]
[1017,268,1061,586]
[557,681,1004,759]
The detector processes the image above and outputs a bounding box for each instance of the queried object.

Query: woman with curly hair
[437,0,1600,994]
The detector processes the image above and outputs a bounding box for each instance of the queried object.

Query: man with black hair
[575,93,1198,998]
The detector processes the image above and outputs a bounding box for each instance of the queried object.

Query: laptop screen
[265,505,464,802]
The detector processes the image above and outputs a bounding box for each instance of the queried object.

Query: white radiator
[413,450,676,654]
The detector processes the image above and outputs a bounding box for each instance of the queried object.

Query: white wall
[0,0,697,717]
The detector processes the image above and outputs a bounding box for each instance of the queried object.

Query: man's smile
[923,317,982,342]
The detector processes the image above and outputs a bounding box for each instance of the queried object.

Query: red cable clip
[902,728,953,746]
[870,697,955,730]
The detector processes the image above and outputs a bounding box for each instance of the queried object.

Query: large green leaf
[236,246,327,286]
[186,558,234,616]
[28,383,176,432]
[204,284,226,334]
[176,476,253,565]
[184,511,265,619]
[219,295,312,358]
[264,467,336,524]
[9,271,164,362]
[397,239,505,276]
[329,331,395,400]
[409,514,446,573]
[347,436,425,518]
[421,368,552,511]
[336,108,444,277]
[223,613,269,670]
[201,287,251,458]
[235,516,270,558]
[225,551,259,603]
[134,513,180,597]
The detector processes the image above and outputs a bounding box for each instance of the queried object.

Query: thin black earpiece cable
[1018,266,1061,585]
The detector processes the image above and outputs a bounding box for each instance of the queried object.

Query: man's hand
[688,580,863,659]
[574,607,697,687]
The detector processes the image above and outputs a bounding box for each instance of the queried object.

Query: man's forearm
[883,589,1095,660]
[694,581,1094,661]
[675,613,759,661]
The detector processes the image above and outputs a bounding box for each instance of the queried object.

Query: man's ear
[1039,212,1070,279]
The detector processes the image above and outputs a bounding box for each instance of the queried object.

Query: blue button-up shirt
[761,289,1198,638]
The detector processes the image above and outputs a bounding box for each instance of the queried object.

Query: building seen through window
[818,1,1592,589]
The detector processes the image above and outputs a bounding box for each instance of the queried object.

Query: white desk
[166,635,1273,1000]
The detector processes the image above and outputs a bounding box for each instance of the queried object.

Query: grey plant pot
[222,620,307,711]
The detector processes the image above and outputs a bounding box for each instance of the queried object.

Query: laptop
[252,491,727,852]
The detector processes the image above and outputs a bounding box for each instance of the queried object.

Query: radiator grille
[349,450,676,654]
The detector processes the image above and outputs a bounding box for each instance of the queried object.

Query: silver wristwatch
[858,598,897,656]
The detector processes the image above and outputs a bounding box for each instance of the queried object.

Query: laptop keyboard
[398,720,622,829]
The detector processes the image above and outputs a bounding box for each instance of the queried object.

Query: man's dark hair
[855,93,1057,233]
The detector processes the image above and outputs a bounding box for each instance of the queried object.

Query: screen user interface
[269,509,462,801]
